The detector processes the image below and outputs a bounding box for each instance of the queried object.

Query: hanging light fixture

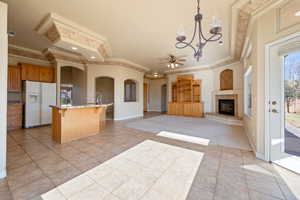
[175,0,223,61]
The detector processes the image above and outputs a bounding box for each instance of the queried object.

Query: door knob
[272,109,279,113]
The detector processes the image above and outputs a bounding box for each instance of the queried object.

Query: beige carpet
[126,115,251,151]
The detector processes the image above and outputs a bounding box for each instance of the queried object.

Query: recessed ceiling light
[90,56,96,59]
[295,11,300,16]
[7,31,16,37]
[71,47,78,50]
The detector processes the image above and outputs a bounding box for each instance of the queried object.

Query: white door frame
[0,2,8,179]
[265,31,300,162]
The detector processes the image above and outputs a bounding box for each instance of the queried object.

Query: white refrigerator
[24,81,56,128]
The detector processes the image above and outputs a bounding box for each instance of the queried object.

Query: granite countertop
[50,103,113,109]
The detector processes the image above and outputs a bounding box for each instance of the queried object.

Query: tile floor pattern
[40,140,204,200]
[0,113,299,200]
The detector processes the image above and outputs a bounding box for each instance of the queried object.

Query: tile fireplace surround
[215,94,238,117]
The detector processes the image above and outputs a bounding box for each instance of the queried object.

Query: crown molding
[230,0,283,60]
[166,58,240,75]
[8,44,50,65]
[88,58,150,73]
[240,0,288,60]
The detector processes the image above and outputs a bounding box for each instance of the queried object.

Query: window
[244,66,252,117]
[124,79,137,102]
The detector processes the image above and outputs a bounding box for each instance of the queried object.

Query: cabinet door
[8,66,21,92]
[21,64,40,81]
[40,67,54,83]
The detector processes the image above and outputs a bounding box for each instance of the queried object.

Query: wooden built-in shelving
[168,75,204,117]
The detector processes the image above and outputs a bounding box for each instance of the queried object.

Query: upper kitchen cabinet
[8,65,21,92]
[40,67,54,83]
[20,63,55,83]
[20,63,40,81]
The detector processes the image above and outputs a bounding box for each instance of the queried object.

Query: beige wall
[0,1,8,179]
[144,79,167,112]
[167,70,214,113]
[167,63,243,115]
[243,1,300,157]
[96,77,114,119]
[87,64,144,120]
[61,66,86,105]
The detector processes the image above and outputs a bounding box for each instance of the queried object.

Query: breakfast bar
[51,105,109,143]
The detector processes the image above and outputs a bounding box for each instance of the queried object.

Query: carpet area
[126,115,251,151]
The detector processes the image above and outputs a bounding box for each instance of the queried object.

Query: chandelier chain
[175,0,223,61]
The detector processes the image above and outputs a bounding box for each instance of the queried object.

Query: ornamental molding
[35,13,112,61]
[8,44,48,62]
[232,0,283,60]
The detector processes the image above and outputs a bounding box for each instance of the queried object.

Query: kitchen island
[51,104,110,143]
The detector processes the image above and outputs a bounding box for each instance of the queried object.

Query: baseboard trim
[0,168,7,179]
[114,114,144,121]
[255,152,267,161]
[147,109,162,112]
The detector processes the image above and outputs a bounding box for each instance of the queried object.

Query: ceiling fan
[159,54,187,69]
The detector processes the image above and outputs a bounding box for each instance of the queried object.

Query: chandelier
[175,0,223,61]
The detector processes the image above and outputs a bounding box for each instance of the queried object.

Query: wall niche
[220,69,233,90]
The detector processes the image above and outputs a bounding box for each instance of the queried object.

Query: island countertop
[51,104,109,143]
[50,103,113,110]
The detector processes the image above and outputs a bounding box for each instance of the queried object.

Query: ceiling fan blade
[177,59,187,61]
[176,62,184,65]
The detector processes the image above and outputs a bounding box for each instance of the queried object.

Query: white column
[0,2,8,179]
[55,62,61,106]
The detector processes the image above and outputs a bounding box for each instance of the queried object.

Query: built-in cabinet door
[21,64,40,81]
[40,67,54,83]
[8,65,21,92]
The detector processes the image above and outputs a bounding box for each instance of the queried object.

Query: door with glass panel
[269,35,300,174]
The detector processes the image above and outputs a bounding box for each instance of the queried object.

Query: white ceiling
[3,0,236,71]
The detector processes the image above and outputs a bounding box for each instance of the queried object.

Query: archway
[220,69,233,90]
[60,66,86,105]
[95,77,115,119]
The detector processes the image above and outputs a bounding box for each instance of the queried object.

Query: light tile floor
[0,112,299,200]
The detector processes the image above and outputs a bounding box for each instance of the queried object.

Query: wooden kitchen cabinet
[8,65,21,92]
[7,103,23,131]
[20,63,40,81]
[20,63,55,83]
[40,67,54,83]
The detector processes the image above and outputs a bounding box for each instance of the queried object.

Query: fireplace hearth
[219,99,235,116]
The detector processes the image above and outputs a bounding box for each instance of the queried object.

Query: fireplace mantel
[215,94,238,117]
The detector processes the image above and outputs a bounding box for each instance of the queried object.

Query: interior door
[41,83,56,125]
[143,83,148,112]
[269,35,300,174]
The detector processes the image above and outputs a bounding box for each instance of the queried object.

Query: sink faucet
[96,93,103,105]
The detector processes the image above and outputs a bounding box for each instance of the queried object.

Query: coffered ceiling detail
[36,13,112,62]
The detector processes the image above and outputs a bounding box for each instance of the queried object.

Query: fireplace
[219,99,235,116]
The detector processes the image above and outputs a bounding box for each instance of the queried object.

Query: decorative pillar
[0,2,8,179]
[55,62,61,106]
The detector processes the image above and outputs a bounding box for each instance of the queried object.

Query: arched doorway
[60,66,86,105]
[161,84,167,113]
[95,77,114,119]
